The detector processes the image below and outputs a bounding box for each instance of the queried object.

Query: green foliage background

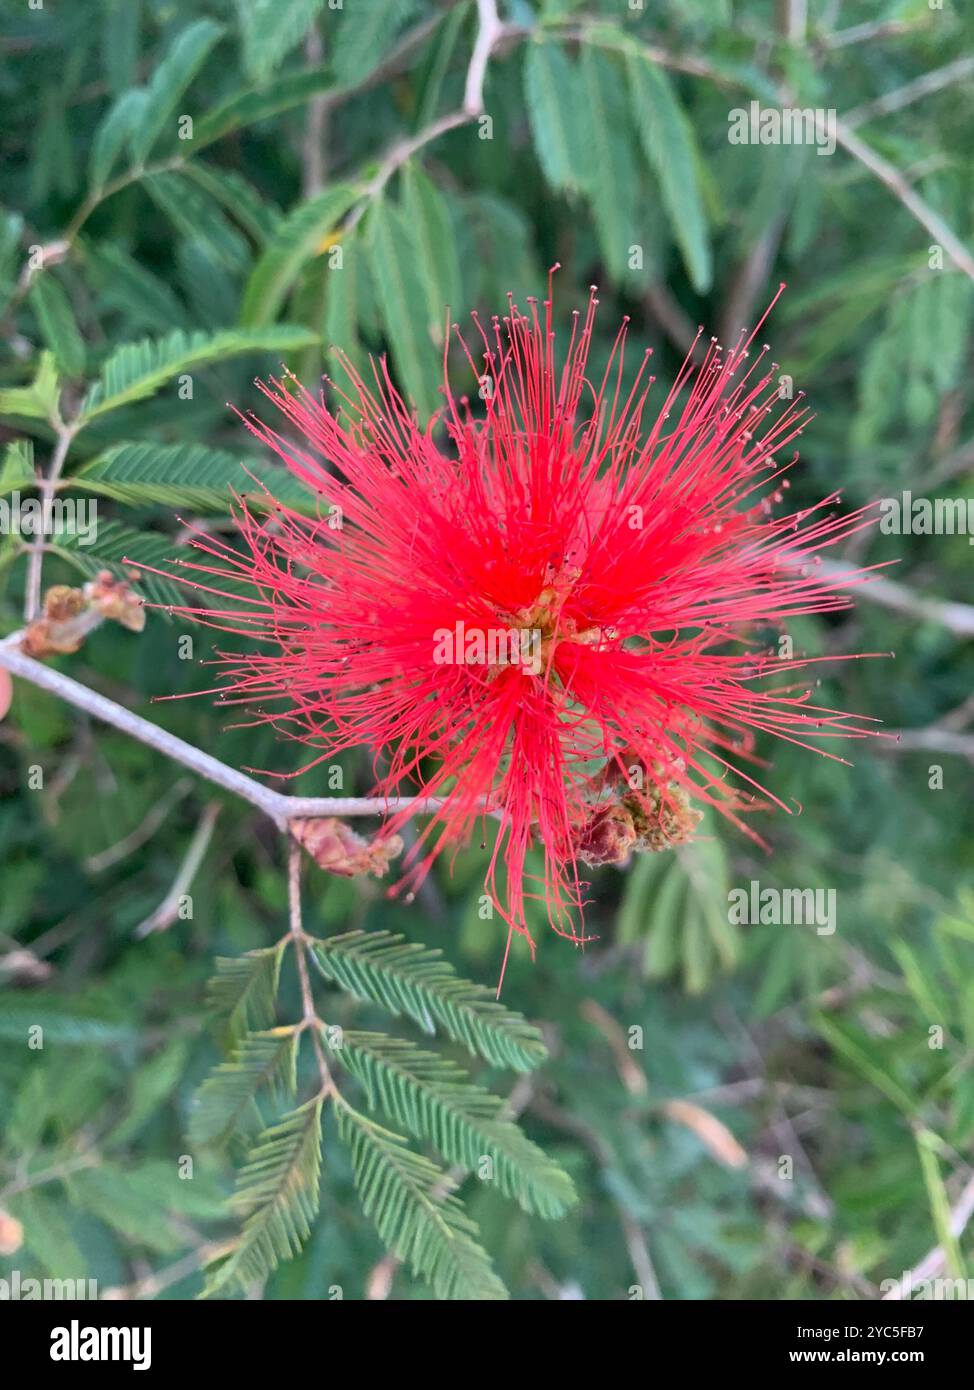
[1,0,972,1300]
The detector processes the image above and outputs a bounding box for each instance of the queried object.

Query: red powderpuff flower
[169,278,880,971]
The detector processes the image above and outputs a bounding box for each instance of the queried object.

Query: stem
[830,115,974,283]
[24,423,75,621]
[817,560,974,637]
[134,800,221,937]
[286,839,334,1097]
[0,633,461,830]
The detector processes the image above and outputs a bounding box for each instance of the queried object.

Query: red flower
[172,279,880,970]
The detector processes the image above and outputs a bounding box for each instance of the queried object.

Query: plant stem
[24,423,75,621]
[286,839,334,1098]
[0,632,461,830]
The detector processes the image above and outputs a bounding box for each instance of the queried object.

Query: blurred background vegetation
[1,0,973,1300]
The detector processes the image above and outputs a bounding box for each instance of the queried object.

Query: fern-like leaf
[335,1101,508,1301]
[334,1031,575,1218]
[240,183,358,327]
[48,521,189,611]
[191,1028,298,1148]
[78,325,317,425]
[626,49,712,293]
[129,19,223,166]
[74,441,311,513]
[310,931,547,1071]
[207,947,283,1045]
[205,1098,323,1294]
[524,39,586,194]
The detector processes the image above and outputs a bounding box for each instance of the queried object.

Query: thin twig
[644,282,705,362]
[843,56,974,130]
[821,18,930,50]
[102,1240,234,1301]
[0,633,468,831]
[24,422,75,621]
[827,114,974,284]
[302,25,328,197]
[463,0,508,114]
[85,775,194,873]
[0,1149,100,1203]
[881,728,974,760]
[287,839,334,1097]
[883,1173,974,1299]
[134,801,221,937]
[816,560,974,637]
[342,0,513,236]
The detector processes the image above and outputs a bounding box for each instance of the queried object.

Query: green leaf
[365,195,438,419]
[207,947,284,1045]
[7,1191,88,1277]
[28,272,86,378]
[619,830,736,991]
[0,352,61,423]
[0,209,24,315]
[129,19,223,166]
[47,520,191,611]
[102,0,142,96]
[322,228,361,368]
[414,1,469,129]
[626,50,711,292]
[524,40,585,193]
[578,45,640,284]
[334,1031,576,1217]
[817,1015,917,1115]
[331,0,415,86]
[205,1098,323,1293]
[1,438,34,495]
[916,1129,966,1280]
[77,325,316,425]
[402,164,462,343]
[107,1038,191,1146]
[240,183,358,327]
[185,164,282,247]
[73,441,311,513]
[194,67,334,150]
[191,1029,299,1148]
[236,0,324,86]
[0,994,135,1045]
[88,88,147,189]
[142,171,250,272]
[72,1163,183,1253]
[85,242,188,332]
[335,1101,508,1300]
[310,930,547,1071]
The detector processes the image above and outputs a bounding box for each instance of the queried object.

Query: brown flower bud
[291,817,404,878]
[21,585,94,656]
[86,570,146,632]
[21,574,145,657]
[44,585,86,623]
[575,802,638,867]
